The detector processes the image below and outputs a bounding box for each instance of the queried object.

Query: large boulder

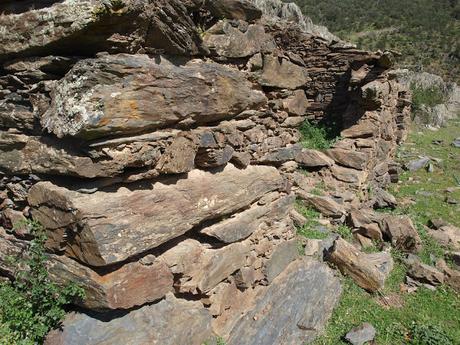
[227,258,341,345]
[0,229,173,311]
[44,293,213,345]
[0,0,205,62]
[205,0,262,21]
[326,238,393,292]
[382,215,422,253]
[28,164,285,266]
[41,54,267,140]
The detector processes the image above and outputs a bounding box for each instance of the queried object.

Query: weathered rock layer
[0,0,411,344]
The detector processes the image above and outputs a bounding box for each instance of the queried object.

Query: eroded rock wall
[0,1,410,344]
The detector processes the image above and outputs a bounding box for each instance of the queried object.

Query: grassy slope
[289,0,460,82]
[297,119,460,344]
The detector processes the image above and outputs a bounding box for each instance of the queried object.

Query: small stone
[445,196,458,205]
[405,156,430,171]
[345,322,376,345]
[452,138,460,148]
[407,261,444,286]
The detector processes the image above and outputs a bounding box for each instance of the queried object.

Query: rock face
[42,54,266,139]
[0,0,412,343]
[29,164,283,266]
[0,0,206,61]
[45,294,214,345]
[227,258,341,345]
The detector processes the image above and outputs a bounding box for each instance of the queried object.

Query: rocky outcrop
[0,0,412,344]
[45,293,214,345]
[227,258,341,345]
[394,70,460,127]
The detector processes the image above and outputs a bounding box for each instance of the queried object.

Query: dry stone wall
[0,0,410,344]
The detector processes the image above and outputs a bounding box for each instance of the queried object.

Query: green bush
[299,120,338,150]
[409,322,453,345]
[0,221,84,345]
[411,84,446,109]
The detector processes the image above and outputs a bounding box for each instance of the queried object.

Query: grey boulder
[44,294,213,345]
[227,258,341,345]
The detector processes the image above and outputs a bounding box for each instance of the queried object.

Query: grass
[411,84,446,109]
[299,120,339,150]
[314,119,460,344]
[334,225,353,241]
[295,202,329,239]
[313,255,460,345]
[390,118,460,228]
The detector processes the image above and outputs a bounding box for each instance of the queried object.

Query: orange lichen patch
[104,98,141,124]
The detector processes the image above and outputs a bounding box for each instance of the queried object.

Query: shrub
[299,120,338,150]
[411,84,446,109]
[409,322,453,345]
[0,221,84,344]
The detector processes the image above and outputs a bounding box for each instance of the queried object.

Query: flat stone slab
[45,294,213,345]
[28,164,284,266]
[42,54,266,140]
[345,322,376,345]
[227,258,341,345]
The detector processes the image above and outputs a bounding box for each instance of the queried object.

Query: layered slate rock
[326,238,393,292]
[205,0,263,21]
[227,258,341,345]
[0,132,117,178]
[48,255,173,311]
[42,54,267,139]
[382,215,422,253]
[44,294,213,345]
[204,21,275,58]
[258,54,311,89]
[200,193,294,243]
[0,0,205,61]
[28,164,284,266]
[160,239,251,294]
[0,230,173,311]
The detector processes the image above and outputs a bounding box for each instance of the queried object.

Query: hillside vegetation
[290,0,460,82]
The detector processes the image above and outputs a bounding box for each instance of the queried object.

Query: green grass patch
[299,120,339,150]
[295,202,329,239]
[334,224,353,241]
[390,118,460,228]
[314,258,459,344]
[315,120,460,344]
[411,84,446,109]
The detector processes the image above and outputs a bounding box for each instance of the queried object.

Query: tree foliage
[288,0,460,82]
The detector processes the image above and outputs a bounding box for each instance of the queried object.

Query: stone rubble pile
[0,0,412,344]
